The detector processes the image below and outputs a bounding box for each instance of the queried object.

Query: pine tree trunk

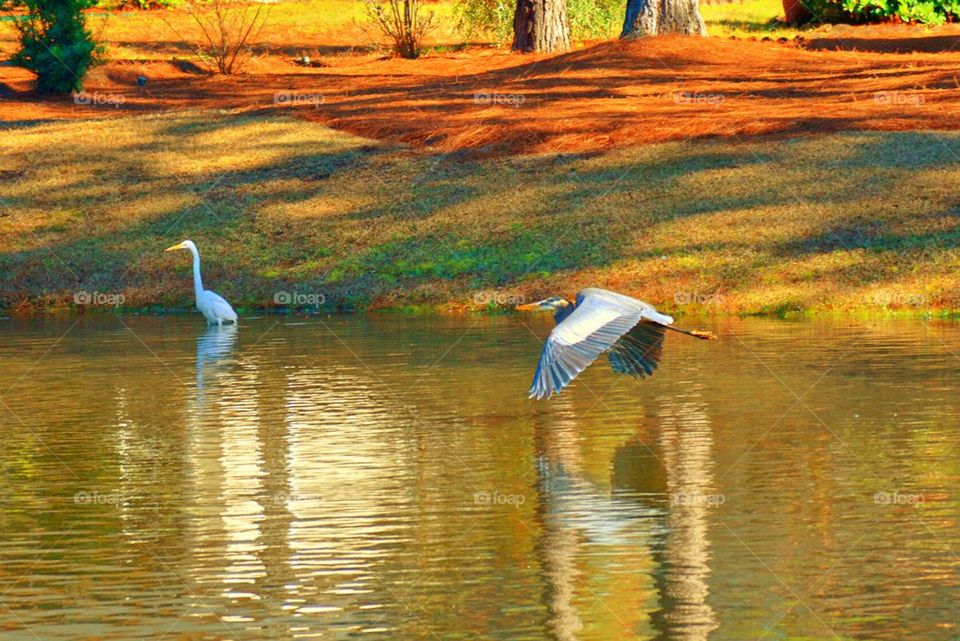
[621,0,706,37]
[512,0,571,53]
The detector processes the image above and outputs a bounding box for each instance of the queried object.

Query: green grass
[2,112,959,315]
[701,0,809,38]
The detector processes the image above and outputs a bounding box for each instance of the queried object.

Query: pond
[1,314,959,640]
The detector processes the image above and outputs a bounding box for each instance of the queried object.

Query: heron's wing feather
[202,290,238,322]
[607,320,667,378]
[529,296,644,400]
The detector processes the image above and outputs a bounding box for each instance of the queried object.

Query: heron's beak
[515,301,542,311]
[164,243,185,252]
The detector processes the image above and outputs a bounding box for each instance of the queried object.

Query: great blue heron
[517,288,715,399]
[164,240,238,326]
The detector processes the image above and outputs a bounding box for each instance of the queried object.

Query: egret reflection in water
[196,323,237,402]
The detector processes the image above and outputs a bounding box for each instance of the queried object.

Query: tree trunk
[621,0,706,37]
[512,0,571,53]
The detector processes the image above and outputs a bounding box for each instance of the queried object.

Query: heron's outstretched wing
[529,292,667,399]
[607,321,666,378]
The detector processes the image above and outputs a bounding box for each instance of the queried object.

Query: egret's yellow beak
[515,302,541,311]
[164,242,185,252]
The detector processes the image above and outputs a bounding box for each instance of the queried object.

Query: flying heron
[517,288,715,399]
[164,240,238,326]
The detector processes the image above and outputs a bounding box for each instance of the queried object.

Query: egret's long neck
[189,246,203,299]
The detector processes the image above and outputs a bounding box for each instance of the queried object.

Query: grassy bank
[2,111,959,316]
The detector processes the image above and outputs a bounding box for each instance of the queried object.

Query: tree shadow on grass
[3,113,772,308]
[830,130,960,170]
[3,114,959,312]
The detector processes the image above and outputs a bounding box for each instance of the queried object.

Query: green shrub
[456,0,622,43]
[567,0,622,39]
[806,0,960,23]
[455,0,513,42]
[14,0,101,94]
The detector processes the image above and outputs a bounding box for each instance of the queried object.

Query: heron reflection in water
[517,288,716,399]
[532,388,720,640]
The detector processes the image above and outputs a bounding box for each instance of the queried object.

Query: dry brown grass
[3,3,960,314]
[2,112,959,315]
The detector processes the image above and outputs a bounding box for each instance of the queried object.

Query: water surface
[1,314,959,640]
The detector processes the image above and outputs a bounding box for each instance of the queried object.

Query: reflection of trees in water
[533,385,718,641]
[186,331,416,633]
[534,399,661,641]
[95,316,957,641]
[107,320,458,636]
[533,401,586,641]
[280,364,411,613]
[655,388,719,641]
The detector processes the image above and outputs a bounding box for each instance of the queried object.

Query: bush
[13,0,101,94]
[455,0,513,42]
[456,0,622,43]
[363,0,436,59]
[175,0,270,74]
[806,0,960,23]
[567,0,623,39]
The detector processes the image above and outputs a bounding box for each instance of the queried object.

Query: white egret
[164,240,238,326]
[517,288,715,399]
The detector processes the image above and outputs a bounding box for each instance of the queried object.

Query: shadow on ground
[2,112,959,313]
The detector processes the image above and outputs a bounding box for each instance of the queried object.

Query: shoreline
[2,302,955,320]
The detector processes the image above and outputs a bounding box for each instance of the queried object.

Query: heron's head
[165,240,197,253]
[515,296,572,313]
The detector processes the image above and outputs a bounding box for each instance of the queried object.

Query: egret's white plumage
[165,240,238,326]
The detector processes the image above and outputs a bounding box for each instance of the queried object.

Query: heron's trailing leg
[662,325,717,340]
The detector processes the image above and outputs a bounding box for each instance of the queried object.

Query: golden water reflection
[1,315,960,639]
